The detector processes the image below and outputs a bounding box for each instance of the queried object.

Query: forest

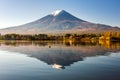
[0,31,120,41]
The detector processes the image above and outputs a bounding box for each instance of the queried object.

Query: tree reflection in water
[0,41,120,69]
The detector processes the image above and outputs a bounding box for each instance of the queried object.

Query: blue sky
[0,0,120,29]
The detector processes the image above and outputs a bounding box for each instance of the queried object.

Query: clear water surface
[0,41,120,80]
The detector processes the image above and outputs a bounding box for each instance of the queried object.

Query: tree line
[0,31,120,41]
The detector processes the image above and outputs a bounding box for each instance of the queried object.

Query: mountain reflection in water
[0,41,120,69]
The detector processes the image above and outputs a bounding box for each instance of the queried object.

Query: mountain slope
[0,10,120,34]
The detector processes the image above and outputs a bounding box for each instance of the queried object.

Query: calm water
[0,41,120,80]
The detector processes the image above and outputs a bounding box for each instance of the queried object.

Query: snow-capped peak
[51,10,63,16]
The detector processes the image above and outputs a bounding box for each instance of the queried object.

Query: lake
[0,41,120,80]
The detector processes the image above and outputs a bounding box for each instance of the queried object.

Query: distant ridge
[0,10,120,34]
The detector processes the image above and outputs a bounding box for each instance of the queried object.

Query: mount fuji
[0,10,120,34]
